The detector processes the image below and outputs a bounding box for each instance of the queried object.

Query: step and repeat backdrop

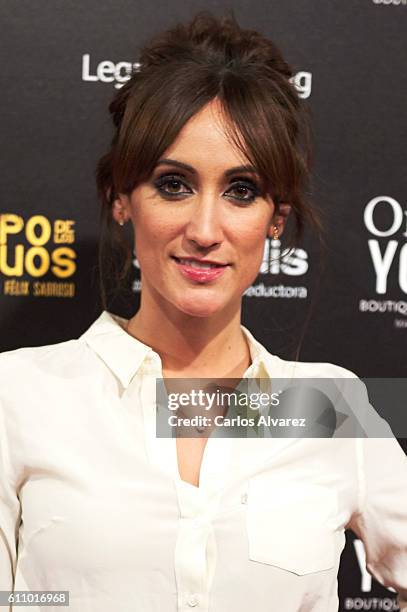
[1,1,406,610]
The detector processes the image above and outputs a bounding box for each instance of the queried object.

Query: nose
[184,194,224,249]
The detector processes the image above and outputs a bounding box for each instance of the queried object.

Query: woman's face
[114,99,289,319]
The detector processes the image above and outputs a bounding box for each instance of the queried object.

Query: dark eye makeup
[152,172,261,204]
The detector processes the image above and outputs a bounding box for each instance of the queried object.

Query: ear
[267,203,292,239]
[111,193,131,225]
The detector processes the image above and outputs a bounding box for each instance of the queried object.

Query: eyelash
[153,173,261,204]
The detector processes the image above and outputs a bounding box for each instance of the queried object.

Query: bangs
[112,61,308,216]
[112,65,218,196]
[217,70,308,206]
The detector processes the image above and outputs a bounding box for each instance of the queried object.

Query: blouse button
[187,594,199,607]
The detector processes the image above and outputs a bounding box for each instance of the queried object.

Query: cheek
[236,223,268,258]
[232,223,269,284]
[133,214,178,264]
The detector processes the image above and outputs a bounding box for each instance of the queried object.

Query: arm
[0,397,20,602]
[348,434,407,611]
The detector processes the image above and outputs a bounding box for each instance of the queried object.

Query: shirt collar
[79,310,152,388]
[79,309,283,388]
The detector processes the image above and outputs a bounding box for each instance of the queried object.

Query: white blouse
[0,309,407,612]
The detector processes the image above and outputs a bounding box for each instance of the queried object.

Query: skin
[112,97,291,379]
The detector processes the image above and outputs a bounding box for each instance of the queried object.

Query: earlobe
[268,224,280,241]
[268,203,292,239]
[112,194,130,226]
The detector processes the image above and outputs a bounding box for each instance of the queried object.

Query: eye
[153,174,192,198]
[224,179,260,204]
[152,173,261,203]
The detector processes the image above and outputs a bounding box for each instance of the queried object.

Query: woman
[1,11,407,612]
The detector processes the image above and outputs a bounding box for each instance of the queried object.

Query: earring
[272,225,279,240]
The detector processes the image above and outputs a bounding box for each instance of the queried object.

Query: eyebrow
[155,158,259,177]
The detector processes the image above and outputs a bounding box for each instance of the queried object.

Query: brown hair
[96,11,326,344]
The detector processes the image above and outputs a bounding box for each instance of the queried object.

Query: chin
[174,295,226,319]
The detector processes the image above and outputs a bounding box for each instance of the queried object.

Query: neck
[125,289,251,378]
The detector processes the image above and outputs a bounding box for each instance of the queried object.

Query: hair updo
[96,11,324,312]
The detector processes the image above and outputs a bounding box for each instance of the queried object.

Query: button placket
[172,387,234,611]
[174,482,216,612]
[175,516,209,609]
[140,372,179,480]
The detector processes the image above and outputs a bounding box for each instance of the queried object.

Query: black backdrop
[1,1,406,609]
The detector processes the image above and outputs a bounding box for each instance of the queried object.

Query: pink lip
[172,257,229,283]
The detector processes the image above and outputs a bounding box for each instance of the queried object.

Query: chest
[175,436,209,487]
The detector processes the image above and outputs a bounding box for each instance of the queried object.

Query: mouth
[171,256,230,282]
[171,256,229,269]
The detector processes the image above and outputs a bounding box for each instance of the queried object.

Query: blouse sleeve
[347,433,407,610]
[0,396,20,598]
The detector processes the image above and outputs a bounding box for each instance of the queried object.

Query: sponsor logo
[82,53,312,97]
[373,0,407,5]
[290,71,312,99]
[344,598,399,610]
[360,196,406,326]
[359,299,407,315]
[0,214,77,298]
[363,196,407,294]
[244,283,307,298]
[260,239,308,276]
[248,239,309,299]
[81,54,141,89]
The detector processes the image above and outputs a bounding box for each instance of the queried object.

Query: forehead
[161,99,250,172]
